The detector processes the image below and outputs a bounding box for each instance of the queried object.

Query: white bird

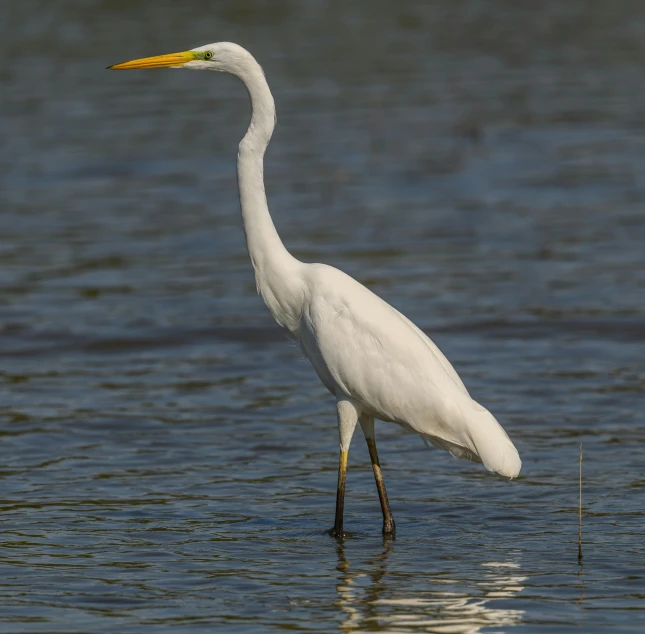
[109,42,521,537]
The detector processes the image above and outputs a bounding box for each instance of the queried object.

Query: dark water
[1,1,645,631]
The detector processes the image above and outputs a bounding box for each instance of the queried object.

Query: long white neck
[230,53,304,333]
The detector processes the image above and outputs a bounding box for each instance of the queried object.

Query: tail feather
[467,408,521,478]
[422,434,483,464]
[421,408,521,479]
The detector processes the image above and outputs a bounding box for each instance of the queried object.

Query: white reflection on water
[336,545,525,633]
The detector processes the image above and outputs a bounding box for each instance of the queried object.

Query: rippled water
[1,1,645,632]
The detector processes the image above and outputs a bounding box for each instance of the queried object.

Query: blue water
[1,1,644,631]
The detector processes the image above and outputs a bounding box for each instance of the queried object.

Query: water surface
[1,1,644,632]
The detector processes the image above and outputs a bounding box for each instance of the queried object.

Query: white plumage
[110,42,521,536]
[298,263,521,478]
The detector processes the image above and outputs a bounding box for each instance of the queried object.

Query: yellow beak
[107,50,195,70]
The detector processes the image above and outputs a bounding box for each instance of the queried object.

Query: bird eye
[203,51,214,60]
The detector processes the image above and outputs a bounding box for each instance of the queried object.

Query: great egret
[109,42,521,537]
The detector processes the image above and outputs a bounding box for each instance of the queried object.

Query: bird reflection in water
[335,538,395,629]
[335,543,525,633]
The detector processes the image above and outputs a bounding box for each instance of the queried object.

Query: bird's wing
[386,306,469,397]
[299,265,522,478]
[299,265,473,443]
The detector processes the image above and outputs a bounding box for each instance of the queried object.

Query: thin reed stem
[578,444,583,565]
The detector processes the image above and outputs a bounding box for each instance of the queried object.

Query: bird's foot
[328,526,347,539]
[382,519,396,539]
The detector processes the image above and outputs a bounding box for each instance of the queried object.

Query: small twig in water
[578,443,583,565]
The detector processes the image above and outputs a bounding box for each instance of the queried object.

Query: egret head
[108,42,254,74]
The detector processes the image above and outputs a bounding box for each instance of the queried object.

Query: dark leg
[332,449,349,538]
[361,416,395,536]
